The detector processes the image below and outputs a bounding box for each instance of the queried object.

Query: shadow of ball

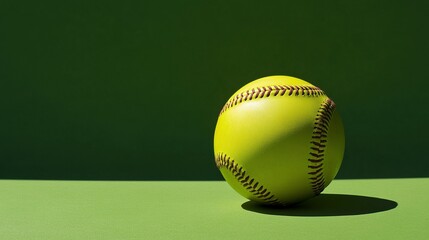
[241,194,398,216]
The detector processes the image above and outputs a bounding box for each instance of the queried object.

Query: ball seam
[308,98,336,195]
[215,152,285,206]
[219,85,325,116]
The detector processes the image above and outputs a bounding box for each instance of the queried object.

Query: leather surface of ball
[214,75,345,206]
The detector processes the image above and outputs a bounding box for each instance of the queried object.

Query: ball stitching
[219,85,325,116]
[308,98,336,195]
[215,152,284,206]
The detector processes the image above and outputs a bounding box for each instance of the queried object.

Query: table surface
[0,178,427,239]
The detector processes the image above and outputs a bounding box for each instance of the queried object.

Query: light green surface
[0,179,427,239]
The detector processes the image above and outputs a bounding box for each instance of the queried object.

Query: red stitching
[308,99,336,195]
[219,85,325,115]
[215,153,284,205]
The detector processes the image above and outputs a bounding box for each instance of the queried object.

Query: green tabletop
[0,178,427,239]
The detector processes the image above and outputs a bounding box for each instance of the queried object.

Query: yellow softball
[214,75,345,206]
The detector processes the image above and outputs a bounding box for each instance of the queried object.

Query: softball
[214,75,345,206]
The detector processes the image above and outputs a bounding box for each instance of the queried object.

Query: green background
[1,0,428,180]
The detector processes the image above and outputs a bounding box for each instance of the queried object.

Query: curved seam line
[308,98,336,195]
[219,85,325,116]
[215,152,285,205]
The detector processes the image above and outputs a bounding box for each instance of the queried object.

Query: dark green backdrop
[1,1,428,180]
